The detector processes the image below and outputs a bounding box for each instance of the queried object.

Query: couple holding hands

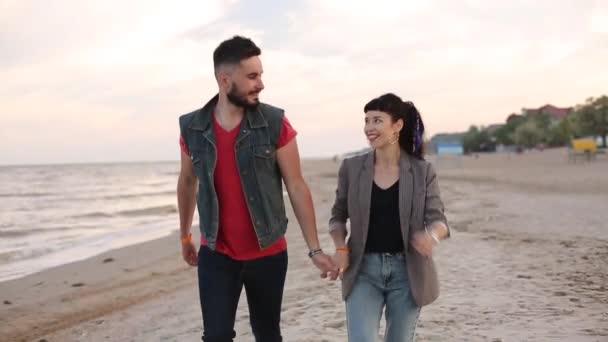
[177,36,449,342]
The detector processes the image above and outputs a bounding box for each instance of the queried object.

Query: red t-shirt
[180,114,297,260]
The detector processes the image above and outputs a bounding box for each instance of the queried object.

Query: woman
[329,93,450,342]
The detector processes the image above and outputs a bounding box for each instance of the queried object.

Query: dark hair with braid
[363,93,426,160]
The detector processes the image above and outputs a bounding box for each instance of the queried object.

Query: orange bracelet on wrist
[336,247,349,253]
[181,233,192,245]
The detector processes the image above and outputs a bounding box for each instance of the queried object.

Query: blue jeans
[197,246,287,342]
[346,253,421,342]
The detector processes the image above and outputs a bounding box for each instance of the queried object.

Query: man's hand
[178,149,198,267]
[182,241,198,266]
[311,252,338,279]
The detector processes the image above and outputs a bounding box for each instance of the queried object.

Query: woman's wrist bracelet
[426,228,440,244]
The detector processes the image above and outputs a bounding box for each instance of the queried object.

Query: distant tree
[514,121,542,148]
[494,114,526,146]
[477,129,495,152]
[463,125,480,153]
[546,119,573,147]
[533,112,552,139]
[575,96,608,148]
[494,125,514,146]
[565,113,583,139]
[463,125,495,153]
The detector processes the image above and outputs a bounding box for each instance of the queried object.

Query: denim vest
[179,95,288,250]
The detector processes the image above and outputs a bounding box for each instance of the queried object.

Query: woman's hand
[411,230,437,257]
[331,248,350,280]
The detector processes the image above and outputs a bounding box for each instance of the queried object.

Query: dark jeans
[197,246,288,342]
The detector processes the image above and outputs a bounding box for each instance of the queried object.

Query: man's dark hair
[213,36,261,72]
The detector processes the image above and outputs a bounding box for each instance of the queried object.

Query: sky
[1,0,607,164]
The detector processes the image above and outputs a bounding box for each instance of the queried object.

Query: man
[177,36,336,342]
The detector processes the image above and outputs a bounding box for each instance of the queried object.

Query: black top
[365,180,404,254]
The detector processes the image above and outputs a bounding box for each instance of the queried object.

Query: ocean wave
[72,204,177,219]
[0,250,19,264]
[0,192,55,198]
[74,212,114,219]
[0,246,58,264]
[116,205,177,217]
[0,230,29,238]
[0,226,77,238]
[38,190,175,202]
[101,190,175,200]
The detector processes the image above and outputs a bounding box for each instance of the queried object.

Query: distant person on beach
[328,93,450,341]
[176,36,336,342]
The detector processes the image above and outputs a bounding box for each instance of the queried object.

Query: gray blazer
[329,150,449,307]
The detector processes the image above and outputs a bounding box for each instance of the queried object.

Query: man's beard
[227,83,260,110]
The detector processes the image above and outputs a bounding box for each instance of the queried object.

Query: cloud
[266,0,606,143]
[589,0,608,34]
[0,0,235,164]
[1,0,607,163]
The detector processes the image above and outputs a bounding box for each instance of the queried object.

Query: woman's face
[364,110,403,149]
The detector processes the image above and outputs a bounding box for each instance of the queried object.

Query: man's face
[225,56,265,109]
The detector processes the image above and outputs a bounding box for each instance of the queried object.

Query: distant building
[436,143,464,155]
[523,104,573,121]
[506,113,524,124]
[428,133,465,154]
[485,124,504,136]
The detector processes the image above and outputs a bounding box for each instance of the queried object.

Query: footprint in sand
[452,220,473,232]
[323,320,345,329]
[560,241,576,248]
[481,201,498,209]
[319,302,334,310]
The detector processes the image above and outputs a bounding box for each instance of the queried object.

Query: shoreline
[0,230,193,341]
[0,222,181,284]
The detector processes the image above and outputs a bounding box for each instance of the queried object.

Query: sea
[0,161,189,282]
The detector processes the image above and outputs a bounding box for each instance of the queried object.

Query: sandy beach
[1,148,607,341]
